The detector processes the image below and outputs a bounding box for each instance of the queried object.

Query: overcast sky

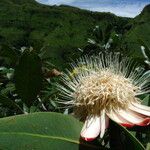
[36,0,150,18]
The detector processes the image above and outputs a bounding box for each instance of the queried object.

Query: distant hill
[0,0,149,68]
[122,4,150,58]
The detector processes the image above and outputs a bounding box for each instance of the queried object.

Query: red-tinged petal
[136,118,150,126]
[121,123,134,128]
[82,137,95,142]
[129,103,150,116]
[133,103,150,112]
[100,110,109,138]
[81,115,101,141]
[118,110,146,125]
[106,110,134,127]
[108,109,150,128]
[105,114,110,129]
[126,109,150,126]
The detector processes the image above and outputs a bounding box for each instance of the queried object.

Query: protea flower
[57,53,150,141]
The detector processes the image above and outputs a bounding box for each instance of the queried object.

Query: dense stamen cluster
[74,70,138,115]
[57,53,149,118]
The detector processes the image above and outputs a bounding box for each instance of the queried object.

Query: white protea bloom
[57,53,150,141]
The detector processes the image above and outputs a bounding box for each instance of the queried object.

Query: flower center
[74,70,138,115]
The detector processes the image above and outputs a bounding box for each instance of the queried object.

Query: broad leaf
[113,122,145,150]
[0,112,101,150]
[14,51,43,107]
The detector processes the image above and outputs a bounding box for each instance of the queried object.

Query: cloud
[36,0,150,17]
[86,2,148,17]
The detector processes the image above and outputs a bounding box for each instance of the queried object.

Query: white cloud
[36,0,149,17]
[83,3,147,17]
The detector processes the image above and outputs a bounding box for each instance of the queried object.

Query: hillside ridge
[0,0,149,68]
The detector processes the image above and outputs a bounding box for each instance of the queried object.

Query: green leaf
[14,51,43,107]
[0,94,23,113]
[142,94,150,106]
[0,112,101,150]
[0,44,19,66]
[114,122,145,150]
[146,143,150,150]
[1,83,15,95]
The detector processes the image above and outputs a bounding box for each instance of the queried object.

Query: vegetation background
[0,0,149,149]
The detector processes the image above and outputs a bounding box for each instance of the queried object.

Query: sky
[36,0,150,18]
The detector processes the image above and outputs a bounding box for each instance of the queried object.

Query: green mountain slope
[0,0,129,69]
[122,4,150,58]
[0,0,149,68]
